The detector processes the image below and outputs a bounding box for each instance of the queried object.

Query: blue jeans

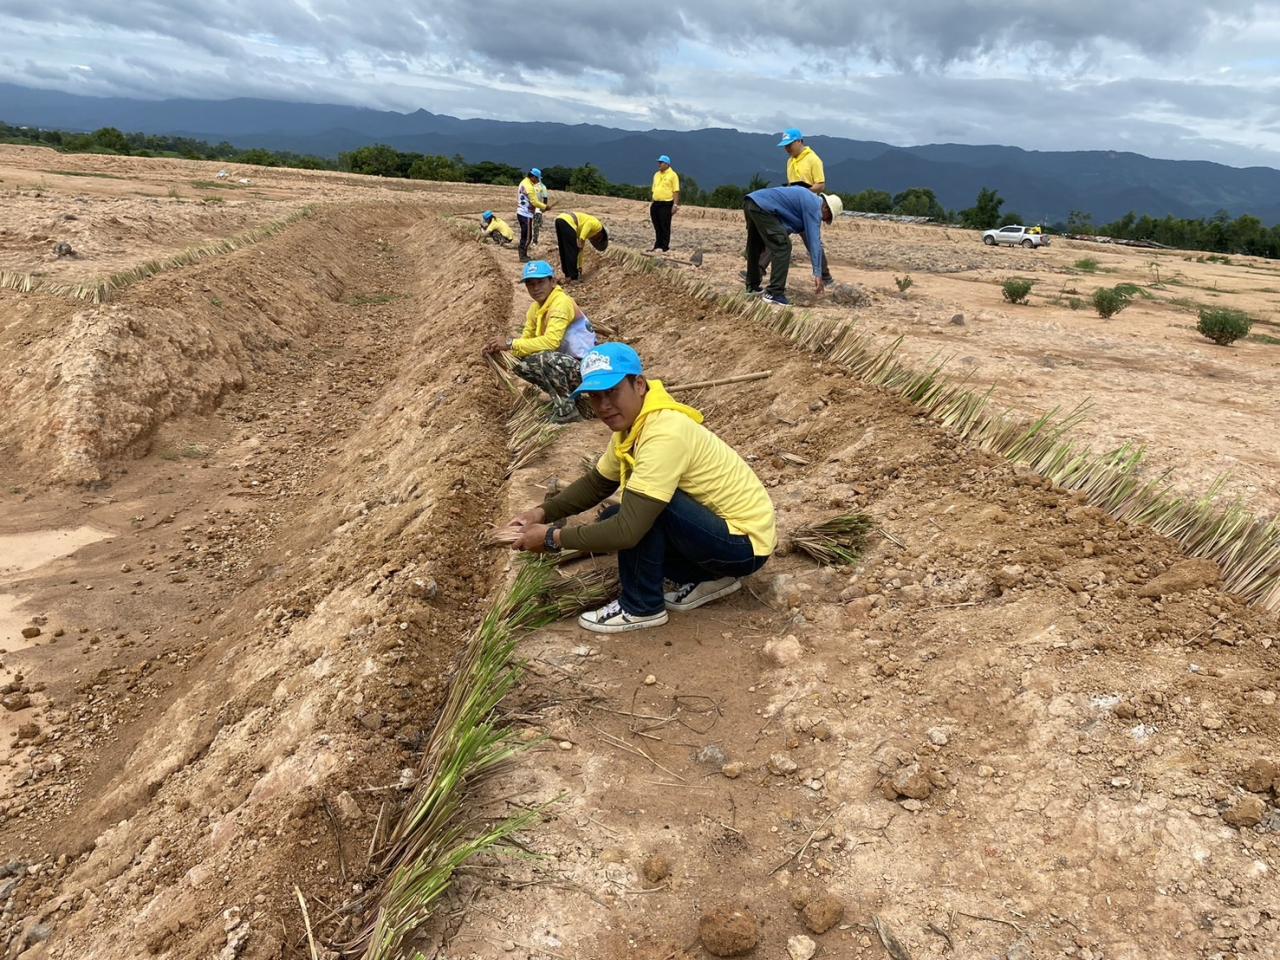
[615,491,769,616]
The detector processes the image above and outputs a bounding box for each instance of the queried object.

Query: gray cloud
[1,1,1279,166]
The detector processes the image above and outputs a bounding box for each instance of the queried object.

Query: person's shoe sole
[577,610,669,634]
[666,579,742,612]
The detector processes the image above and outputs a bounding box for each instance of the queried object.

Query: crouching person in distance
[554,210,609,282]
[481,210,514,246]
[482,260,596,423]
[506,343,775,634]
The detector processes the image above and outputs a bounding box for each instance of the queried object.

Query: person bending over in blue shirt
[742,187,843,306]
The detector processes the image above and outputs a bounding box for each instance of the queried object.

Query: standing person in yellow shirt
[650,155,681,252]
[532,178,550,246]
[778,129,833,284]
[503,342,776,633]
[554,210,609,282]
[480,211,514,246]
[482,260,597,422]
[516,167,548,262]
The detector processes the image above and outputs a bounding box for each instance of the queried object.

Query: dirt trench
[0,207,524,957]
[433,253,1280,959]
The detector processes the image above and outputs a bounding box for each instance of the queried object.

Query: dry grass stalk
[789,513,874,566]
[604,246,1280,609]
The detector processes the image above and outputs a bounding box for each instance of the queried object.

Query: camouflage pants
[531,210,544,245]
[514,351,593,423]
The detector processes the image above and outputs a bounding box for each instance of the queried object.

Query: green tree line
[7,122,1280,259]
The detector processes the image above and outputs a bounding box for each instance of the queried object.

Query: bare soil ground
[0,149,1276,960]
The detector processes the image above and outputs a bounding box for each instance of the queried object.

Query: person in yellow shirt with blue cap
[778,128,833,284]
[516,167,548,261]
[481,211,514,246]
[504,342,776,633]
[483,260,597,422]
[650,155,681,252]
[554,210,609,282]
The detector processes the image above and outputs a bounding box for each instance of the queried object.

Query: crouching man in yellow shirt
[506,343,776,633]
[481,210,514,246]
[483,260,597,423]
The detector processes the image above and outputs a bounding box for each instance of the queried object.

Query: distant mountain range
[4,82,1279,224]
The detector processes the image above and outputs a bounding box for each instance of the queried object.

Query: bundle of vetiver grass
[530,561,619,621]
[788,513,874,566]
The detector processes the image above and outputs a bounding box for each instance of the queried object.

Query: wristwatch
[544,527,561,553]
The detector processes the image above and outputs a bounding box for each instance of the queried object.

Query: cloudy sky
[3,0,1280,166]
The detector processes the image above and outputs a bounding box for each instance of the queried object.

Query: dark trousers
[744,198,793,297]
[518,214,533,259]
[555,217,582,280]
[617,490,768,615]
[757,184,831,281]
[650,200,674,251]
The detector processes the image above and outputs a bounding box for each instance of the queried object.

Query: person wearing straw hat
[554,210,609,282]
[505,343,775,634]
[516,167,549,262]
[483,260,596,423]
[778,128,833,284]
[650,155,681,252]
[481,210,514,246]
[743,185,842,306]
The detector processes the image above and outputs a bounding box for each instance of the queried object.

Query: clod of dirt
[787,934,818,960]
[2,692,33,712]
[52,240,75,257]
[721,761,744,779]
[801,892,845,934]
[1137,559,1221,598]
[768,753,799,776]
[763,635,804,666]
[641,854,672,883]
[1241,759,1280,794]
[20,626,41,639]
[698,905,760,957]
[788,886,814,911]
[1223,796,1267,828]
[889,763,933,800]
[950,313,966,326]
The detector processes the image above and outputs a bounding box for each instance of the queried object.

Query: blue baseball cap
[520,260,555,281]
[530,167,542,178]
[777,128,804,147]
[573,343,644,395]
[657,154,672,164]
[482,210,493,221]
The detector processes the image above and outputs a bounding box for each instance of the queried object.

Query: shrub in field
[894,275,913,294]
[1197,307,1252,346]
[1074,257,1100,272]
[1002,278,1034,304]
[1068,297,1084,310]
[1091,286,1131,318]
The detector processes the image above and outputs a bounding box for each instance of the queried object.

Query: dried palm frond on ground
[606,246,1280,610]
[787,514,875,565]
[358,561,555,959]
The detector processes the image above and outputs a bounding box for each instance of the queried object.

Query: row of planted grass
[607,247,1280,610]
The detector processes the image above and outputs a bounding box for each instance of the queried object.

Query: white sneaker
[664,577,742,612]
[578,599,669,634]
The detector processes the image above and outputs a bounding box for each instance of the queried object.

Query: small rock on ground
[699,905,760,957]
[787,934,817,960]
[802,893,845,934]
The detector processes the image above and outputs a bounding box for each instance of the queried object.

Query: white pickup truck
[982,225,1051,248]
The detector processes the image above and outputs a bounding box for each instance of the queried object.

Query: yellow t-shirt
[652,168,681,201]
[485,217,514,241]
[787,146,825,187]
[513,285,576,357]
[555,211,604,245]
[596,409,776,556]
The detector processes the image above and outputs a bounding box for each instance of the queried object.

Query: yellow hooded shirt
[595,381,777,556]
